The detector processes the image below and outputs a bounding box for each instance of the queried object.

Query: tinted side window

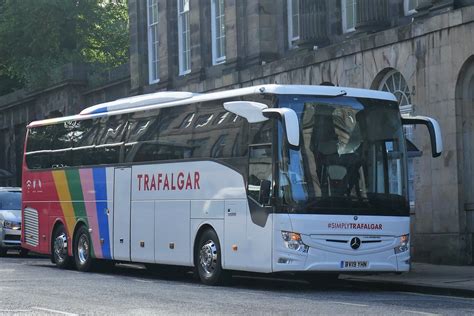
[248,144,272,203]
[125,107,193,163]
[71,118,101,167]
[26,115,127,169]
[191,100,248,159]
[25,126,52,169]
[94,115,127,165]
[250,119,272,144]
[26,123,75,169]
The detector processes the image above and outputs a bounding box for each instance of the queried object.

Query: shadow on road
[17,256,385,295]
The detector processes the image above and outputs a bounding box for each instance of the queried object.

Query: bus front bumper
[273,242,410,273]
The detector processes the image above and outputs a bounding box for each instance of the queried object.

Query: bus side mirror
[259,179,271,205]
[402,115,443,158]
[223,101,269,123]
[262,108,300,148]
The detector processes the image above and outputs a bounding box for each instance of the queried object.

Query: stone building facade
[0,63,130,186]
[128,0,474,264]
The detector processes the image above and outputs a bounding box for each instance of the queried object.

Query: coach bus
[21,84,442,285]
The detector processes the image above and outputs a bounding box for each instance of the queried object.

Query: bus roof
[27,84,397,128]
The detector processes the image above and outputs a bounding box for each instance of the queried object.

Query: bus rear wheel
[74,226,93,272]
[52,225,70,269]
[195,229,229,285]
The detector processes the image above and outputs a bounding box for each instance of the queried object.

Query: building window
[147,0,159,84]
[378,70,416,208]
[341,0,357,33]
[211,0,226,65]
[178,0,191,75]
[404,0,418,16]
[287,0,300,48]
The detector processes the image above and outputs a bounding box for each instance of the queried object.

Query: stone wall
[0,63,130,186]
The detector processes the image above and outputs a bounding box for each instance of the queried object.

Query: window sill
[149,78,160,85]
[179,69,191,76]
[212,58,226,66]
[343,27,356,34]
[405,9,417,16]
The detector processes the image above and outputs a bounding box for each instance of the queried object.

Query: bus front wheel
[195,229,229,285]
[74,226,93,272]
[52,225,71,269]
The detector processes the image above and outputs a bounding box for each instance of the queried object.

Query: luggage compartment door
[113,167,132,261]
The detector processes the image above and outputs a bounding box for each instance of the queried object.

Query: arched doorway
[456,57,474,214]
[374,69,417,208]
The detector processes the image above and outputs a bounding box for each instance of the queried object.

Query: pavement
[341,262,474,298]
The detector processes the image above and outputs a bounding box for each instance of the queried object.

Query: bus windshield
[277,95,409,216]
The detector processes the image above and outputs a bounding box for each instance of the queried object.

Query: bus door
[244,144,273,272]
[113,167,132,261]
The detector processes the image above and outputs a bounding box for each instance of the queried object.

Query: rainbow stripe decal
[52,167,112,259]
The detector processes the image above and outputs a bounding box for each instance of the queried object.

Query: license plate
[341,261,368,268]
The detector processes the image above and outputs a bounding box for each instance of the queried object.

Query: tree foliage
[0,0,129,92]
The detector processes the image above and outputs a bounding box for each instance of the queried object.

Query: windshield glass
[277,95,409,216]
[0,191,21,210]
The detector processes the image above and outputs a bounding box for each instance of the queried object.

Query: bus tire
[0,247,6,257]
[52,225,71,269]
[195,229,229,286]
[73,226,93,272]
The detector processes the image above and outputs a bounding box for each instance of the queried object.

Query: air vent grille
[23,208,39,247]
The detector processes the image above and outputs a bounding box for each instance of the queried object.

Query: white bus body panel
[113,167,132,261]
[128,161,272,272]
[191,200,225,219]
[245,210,272,272]
[131,201,154,263]
[155,200,191,265]
[273,214,410,273]
[224,200,248,270]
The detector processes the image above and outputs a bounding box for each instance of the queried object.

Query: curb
[341,277,474,298]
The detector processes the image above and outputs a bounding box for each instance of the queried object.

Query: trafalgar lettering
[328,222,383,230]
[136,172,200,191]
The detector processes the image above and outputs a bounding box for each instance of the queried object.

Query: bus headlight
[281,231,309,253]
[394,234,409,254]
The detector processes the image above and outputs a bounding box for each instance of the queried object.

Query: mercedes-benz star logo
[350,237,361,250]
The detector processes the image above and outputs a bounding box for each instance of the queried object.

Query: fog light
[278,257,292,264]
[281,231,309,253]
[394,234,409,254]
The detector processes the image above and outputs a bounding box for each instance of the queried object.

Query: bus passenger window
[248,144,272,205]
